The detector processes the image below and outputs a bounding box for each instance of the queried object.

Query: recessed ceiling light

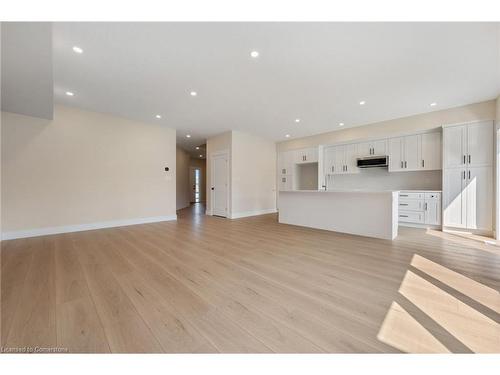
[195,146,200,150]
[199,154,203,158]
[186,134,191,138]
[190,91,197,97]
[430,102,437,107]
[155,114,162,119]
[359,101,366,105]
[295,118,301,123]
[339,122,345,126]
[250,50,259,58]
[285,134,291,138]
[72,46,83,54]
[65,91,74,96]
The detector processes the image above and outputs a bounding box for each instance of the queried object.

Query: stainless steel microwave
[356,155,389,168]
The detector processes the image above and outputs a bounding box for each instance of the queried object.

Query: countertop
[280,189,399,194]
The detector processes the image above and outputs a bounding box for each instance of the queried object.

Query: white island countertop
[278,189,399,240]
[282,189,399,194]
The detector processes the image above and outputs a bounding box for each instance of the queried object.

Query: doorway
[189,167,201,203]
[211,151,229,217]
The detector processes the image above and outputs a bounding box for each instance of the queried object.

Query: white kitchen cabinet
[443,125,466,168]
[344,144,358,173]
[465,166,493,230]
[404,135,421,170]
[278,150,295,176]
[358,139,388,157]
[389,133,441,172]
[324,144,359,175]
[398,191,441,227]
[295,147,318,164]
[389,137,404,171]
[323,146,336,174]
[442,121,493,232]
[278,175,294,191]
[443,168,467,228]
[467,121,493,167]
[421,132,442,170]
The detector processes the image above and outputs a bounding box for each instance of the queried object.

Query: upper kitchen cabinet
[389,136,420,171]
[323,144,359,175]
[443,121,493,169]
[467,121,493,167]
[278,150,295,175]
[420,132,442,170]
[389,132,441,172]
[357,139,388,157]
[294,147,319,164]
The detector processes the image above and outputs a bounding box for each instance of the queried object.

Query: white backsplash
[325,168,442,191]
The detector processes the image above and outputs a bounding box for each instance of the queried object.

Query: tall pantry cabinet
[442,121,493,232]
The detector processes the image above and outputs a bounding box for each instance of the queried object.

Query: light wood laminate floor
[1,203,499,353]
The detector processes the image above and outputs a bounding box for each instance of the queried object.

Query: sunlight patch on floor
[377,301,451,353]
[399,270,500,353]
[411,254,500,313]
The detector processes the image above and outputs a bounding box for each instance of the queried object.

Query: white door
[372,140,388,156]
[443,168,466,228]
[389,137,404,171]
[421,132,442,170]
[465,166,493,230]
[467,121,493,167]
[211,153,228,217]
[444,125,466,169]
[404,135,421,170]
[344,144,358,174]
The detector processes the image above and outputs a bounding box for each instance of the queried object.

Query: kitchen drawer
[399,192,424,200]
[398,200,424,211]
[398,211,425,224]
[425,192,441,200]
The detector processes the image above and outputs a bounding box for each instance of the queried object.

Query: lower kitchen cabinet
[398,191,441,227]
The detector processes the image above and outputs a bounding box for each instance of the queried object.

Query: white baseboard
[1,215,177,241]
[399,222,442,230]
[229,208,277,219]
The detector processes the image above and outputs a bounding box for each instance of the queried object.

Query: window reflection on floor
[377,253,500,353]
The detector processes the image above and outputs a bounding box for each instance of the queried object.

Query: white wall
[176,146,190,210]
[1,105,177,238]
[206,130,277,218]
[231,131,276,217]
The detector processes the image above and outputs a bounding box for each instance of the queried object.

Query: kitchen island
[278,189,399,240]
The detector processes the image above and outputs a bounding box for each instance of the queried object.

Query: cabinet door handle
[422,160,425,167]
[463,155,466,164]
[400,194,408,197]
[399,215,408,218]
[424,203,427,210]
[399,203,408,206]
[463,170,466,180]
[468,155,471,164]
[401,161,403,168]
[331,166,334,172]
[404,161,407,168]
[468,170,471,180]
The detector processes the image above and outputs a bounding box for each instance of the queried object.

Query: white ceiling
[49,22,499,154]
[1,22,53,119]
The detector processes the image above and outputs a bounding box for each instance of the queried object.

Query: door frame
[496,128,499,240]
[189,166,201,203]
[209,150,230,217]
